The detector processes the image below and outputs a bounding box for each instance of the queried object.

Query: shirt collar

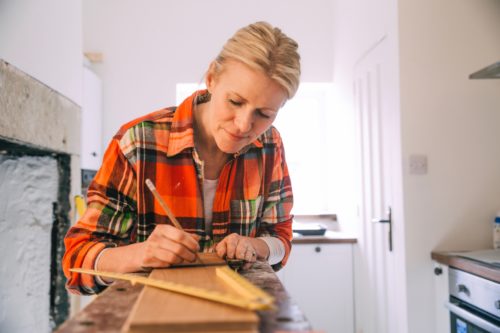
[166,90,263,157]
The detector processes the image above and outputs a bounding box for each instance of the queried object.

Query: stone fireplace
[0,59,81,332]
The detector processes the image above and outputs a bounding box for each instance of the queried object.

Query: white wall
[82,0,335,145]
[0,0,83,105]
[333,0,500,332]
[399,0,500,331]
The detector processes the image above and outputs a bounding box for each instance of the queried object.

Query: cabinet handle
[91,152,97,157]
[315,246,321,253]
[457,284,470,296]
[434,267,442,276]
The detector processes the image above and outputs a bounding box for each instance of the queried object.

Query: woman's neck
[193,101,230,179]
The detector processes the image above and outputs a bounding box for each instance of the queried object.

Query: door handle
[372,207,393,252]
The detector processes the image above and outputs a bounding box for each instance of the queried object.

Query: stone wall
[0,58,81,331]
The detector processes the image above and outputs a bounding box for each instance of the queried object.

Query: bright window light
[176,82,356,217]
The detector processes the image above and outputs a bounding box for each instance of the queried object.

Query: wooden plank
[123,266,258,333]
[54,261,313,333]
[171,252,226,268]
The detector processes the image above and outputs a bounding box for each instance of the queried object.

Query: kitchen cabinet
[432,261,450,333]
[277,243,354,333]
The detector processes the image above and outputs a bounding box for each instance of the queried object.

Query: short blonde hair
[211,21,301,99]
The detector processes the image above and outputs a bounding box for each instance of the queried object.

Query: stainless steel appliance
[447,267,500,333]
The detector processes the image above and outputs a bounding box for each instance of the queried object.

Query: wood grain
[123,265,258,333]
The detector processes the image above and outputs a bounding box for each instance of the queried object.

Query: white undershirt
[203,178,285,265]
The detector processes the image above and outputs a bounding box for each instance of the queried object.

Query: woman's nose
[234,110,253,133]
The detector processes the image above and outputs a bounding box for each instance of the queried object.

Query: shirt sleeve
[258,131,294,271]
[62,137,137,295]
[258,236,285,265]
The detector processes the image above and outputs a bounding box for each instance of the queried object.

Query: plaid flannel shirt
[62,90,294,295]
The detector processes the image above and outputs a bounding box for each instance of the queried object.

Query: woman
[63,21,301,295]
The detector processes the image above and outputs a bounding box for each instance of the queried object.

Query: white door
[353,37,407,333]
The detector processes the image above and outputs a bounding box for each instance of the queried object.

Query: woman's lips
[225,129,247,141]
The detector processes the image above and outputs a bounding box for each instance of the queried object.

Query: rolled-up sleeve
[259,132,294,271]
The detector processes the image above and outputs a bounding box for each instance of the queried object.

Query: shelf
[469,61,500,79]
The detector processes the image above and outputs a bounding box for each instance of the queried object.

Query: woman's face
[203,60,287,154]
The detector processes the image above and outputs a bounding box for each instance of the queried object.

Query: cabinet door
[280,243,354,333]
[433,261,450,333]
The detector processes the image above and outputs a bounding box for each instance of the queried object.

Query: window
[176,83,355,217]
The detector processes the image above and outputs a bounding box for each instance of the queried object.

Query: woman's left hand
[215,233,263,270]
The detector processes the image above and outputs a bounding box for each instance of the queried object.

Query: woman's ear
[205,61,217,92]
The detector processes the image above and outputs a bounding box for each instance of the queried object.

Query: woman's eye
[229,99,242,106]
[257,109,271,119]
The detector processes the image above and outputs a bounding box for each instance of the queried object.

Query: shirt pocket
[229,196,262,236]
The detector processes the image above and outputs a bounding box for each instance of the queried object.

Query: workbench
[55,261,313,333]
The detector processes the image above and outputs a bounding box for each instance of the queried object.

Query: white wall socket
[409,154,428,175]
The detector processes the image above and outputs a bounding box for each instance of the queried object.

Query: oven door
[447,301,500,333]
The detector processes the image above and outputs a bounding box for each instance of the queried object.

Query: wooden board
[123,264,258,333]
[169,252,227,268]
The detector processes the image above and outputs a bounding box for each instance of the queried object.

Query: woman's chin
[217,141,246,155]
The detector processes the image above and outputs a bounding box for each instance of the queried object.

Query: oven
[447,268,500,333]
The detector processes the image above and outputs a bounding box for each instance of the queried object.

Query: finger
[225,237,238,259]
[242,261,253,270]
[157,225,200,252]
[215,240,227,259]
[153,248,184,266]
[158,238,198,262]
[142,247,183,268]
[244,247,256,263]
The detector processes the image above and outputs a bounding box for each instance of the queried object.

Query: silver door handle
[372,207,393,251]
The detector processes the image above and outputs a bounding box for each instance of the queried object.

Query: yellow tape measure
[70,267,275,311]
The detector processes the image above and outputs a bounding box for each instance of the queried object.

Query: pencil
[145,178,203,265]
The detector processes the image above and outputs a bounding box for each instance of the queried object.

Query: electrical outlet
[409,154,428,175]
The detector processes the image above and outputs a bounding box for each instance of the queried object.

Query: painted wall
[0,156,58,333]
[82,0,335,145]
[333,0,500,331]
[399,0,500,331]
[0,0,83,105]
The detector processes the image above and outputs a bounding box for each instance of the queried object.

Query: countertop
[54,261,313,333]
[431,250,500,283]
[292,230,357,244]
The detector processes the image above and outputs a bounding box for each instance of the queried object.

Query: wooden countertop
[292,231,357,245]
[431,251,500,283]
[55,261,313,333]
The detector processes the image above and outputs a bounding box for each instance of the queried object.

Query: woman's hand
[138,224,200,269]
[215,233,269,270]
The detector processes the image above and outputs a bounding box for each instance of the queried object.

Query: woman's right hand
[138,224,200,269]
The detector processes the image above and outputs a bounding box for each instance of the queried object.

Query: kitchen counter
[55,261,313,333]
[292,230,357,244]
[431,250,500,283]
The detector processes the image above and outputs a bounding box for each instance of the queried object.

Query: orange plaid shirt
[63,91,294,294]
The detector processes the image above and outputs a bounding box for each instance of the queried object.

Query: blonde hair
[211,21,301,99]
